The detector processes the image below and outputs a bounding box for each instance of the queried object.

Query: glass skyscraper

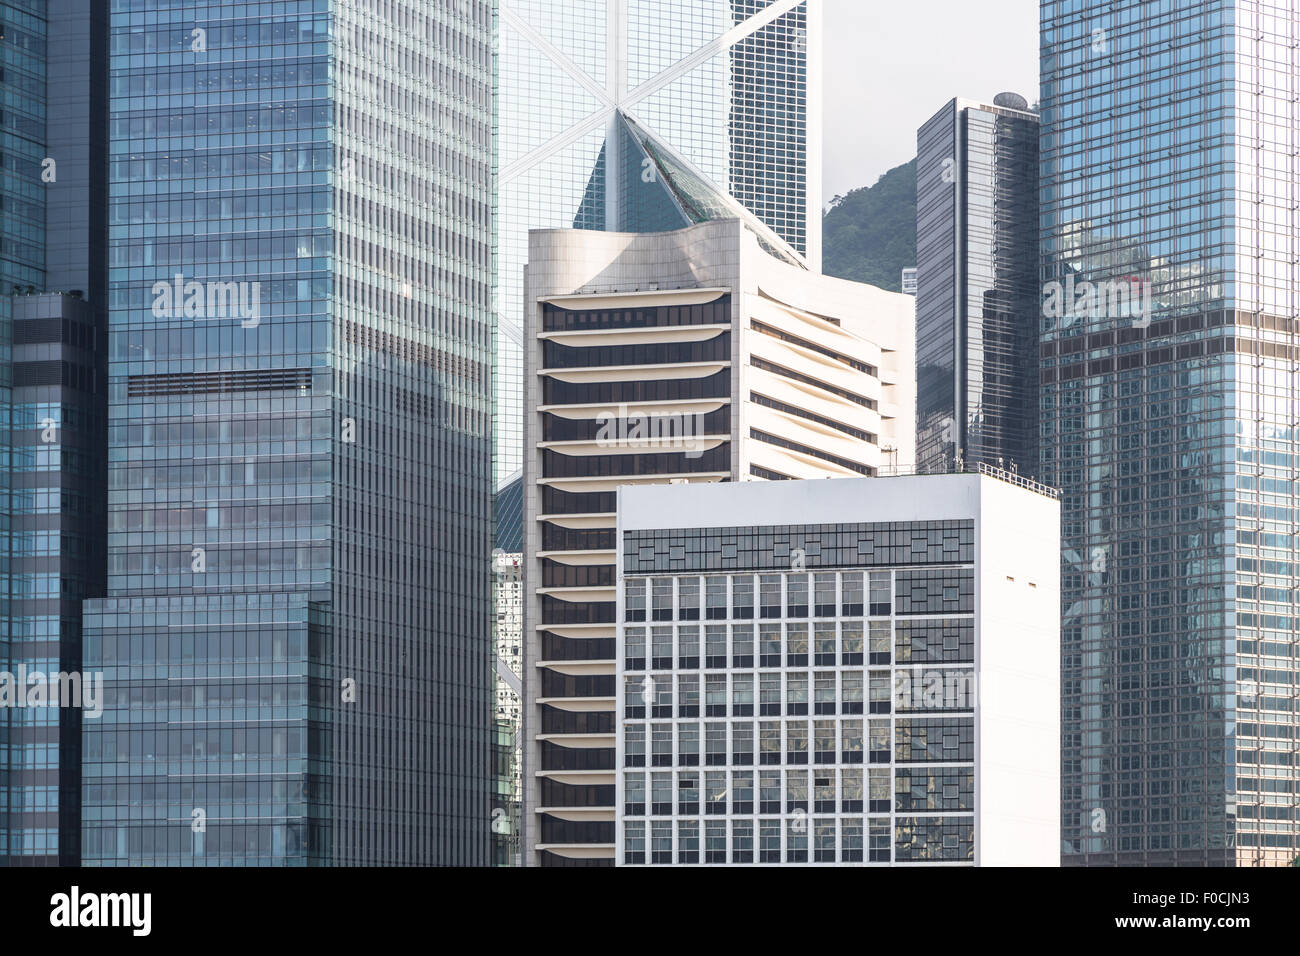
[1042,0,1300,865]
[495,0,822,547]
[79,0,494,866]
[916,95,1040,476]
[1,0,109,867]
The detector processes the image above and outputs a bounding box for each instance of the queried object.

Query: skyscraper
[616,472,1060,866]
[916,94,1039,476]
[522,218,914,866]
[1042,0,1300,865]
[496,0,823,546]
[0,0,109,868]
[79,0,495,866]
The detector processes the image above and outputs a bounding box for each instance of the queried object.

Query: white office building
[614,471,1060,865]
[522,218,913,866]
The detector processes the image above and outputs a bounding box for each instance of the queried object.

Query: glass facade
[1043,0,1300,865]
[497,0,819,543]
[80,0,494,865]
[618,522,977,865]
[1,0,109,867]
[492,549,523,866]
[0,0,50,865]
[916,98,1040,476]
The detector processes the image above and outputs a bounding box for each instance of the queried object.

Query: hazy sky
[822,0,1038,202]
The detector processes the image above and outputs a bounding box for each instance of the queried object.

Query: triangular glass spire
[615,111,804,267]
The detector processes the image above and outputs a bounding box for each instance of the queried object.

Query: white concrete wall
[619,473,1061,866]
[974,476,1061,866]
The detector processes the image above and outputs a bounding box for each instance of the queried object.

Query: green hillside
[822,158,916,293]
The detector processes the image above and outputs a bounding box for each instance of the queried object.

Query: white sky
[822,0,1039,200]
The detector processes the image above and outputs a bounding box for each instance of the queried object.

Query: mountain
[822,158,916,293]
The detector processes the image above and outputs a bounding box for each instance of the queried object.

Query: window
[705,722,726,766]
[705,576,727,620]
[677,625,699,667]
[677,772,699,814]
[759,672,781,716]
[731,721,753,765]
[705,771,727,815]
[731,624,754,666]
[785,622,808,666]
[732,771,754,814]
[732,819,754,863]
[814,720,836,764]
[731,574,754,618]
[651,627,673,669]
[732,674,754,716]
[786,672,808,715]
[869,620,891,664]
[814,623,836,666]
[624,773,645,815]
[842,719,864,764]
[759,574,782,617]
[814,672,837,715]
[676,674,699,717]
[624,821,646,864]
[842,671,864,714]
[626,578,646,621]
[869,571,891,615]
[785,573,808,617]
[651,774,672,816]
[814,573,836,617]
[652,577,673,621]
[625,725,645,767]
[678,723,699,766]
[841,571,863,615]
[624,676,646,718]
[841,768,864,812]
[625,626,646,669]
[651,723,673,766]
[786,720,809,764]
[705,625,727,668]
[705,675,726,717]
[678,577,700,620]
[759,622,781,666]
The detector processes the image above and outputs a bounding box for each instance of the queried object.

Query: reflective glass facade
[1,0,109,867]
[618,525,977,865]
[497,0,821,542]
[916,98,1040,476]
[1043,0,1300,865]
[80,0,494,866]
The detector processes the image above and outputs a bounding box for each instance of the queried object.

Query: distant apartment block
[900,267,917,296]
[615,472,1060,865]
[522,218,914,866]
[916,94,1039,476]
